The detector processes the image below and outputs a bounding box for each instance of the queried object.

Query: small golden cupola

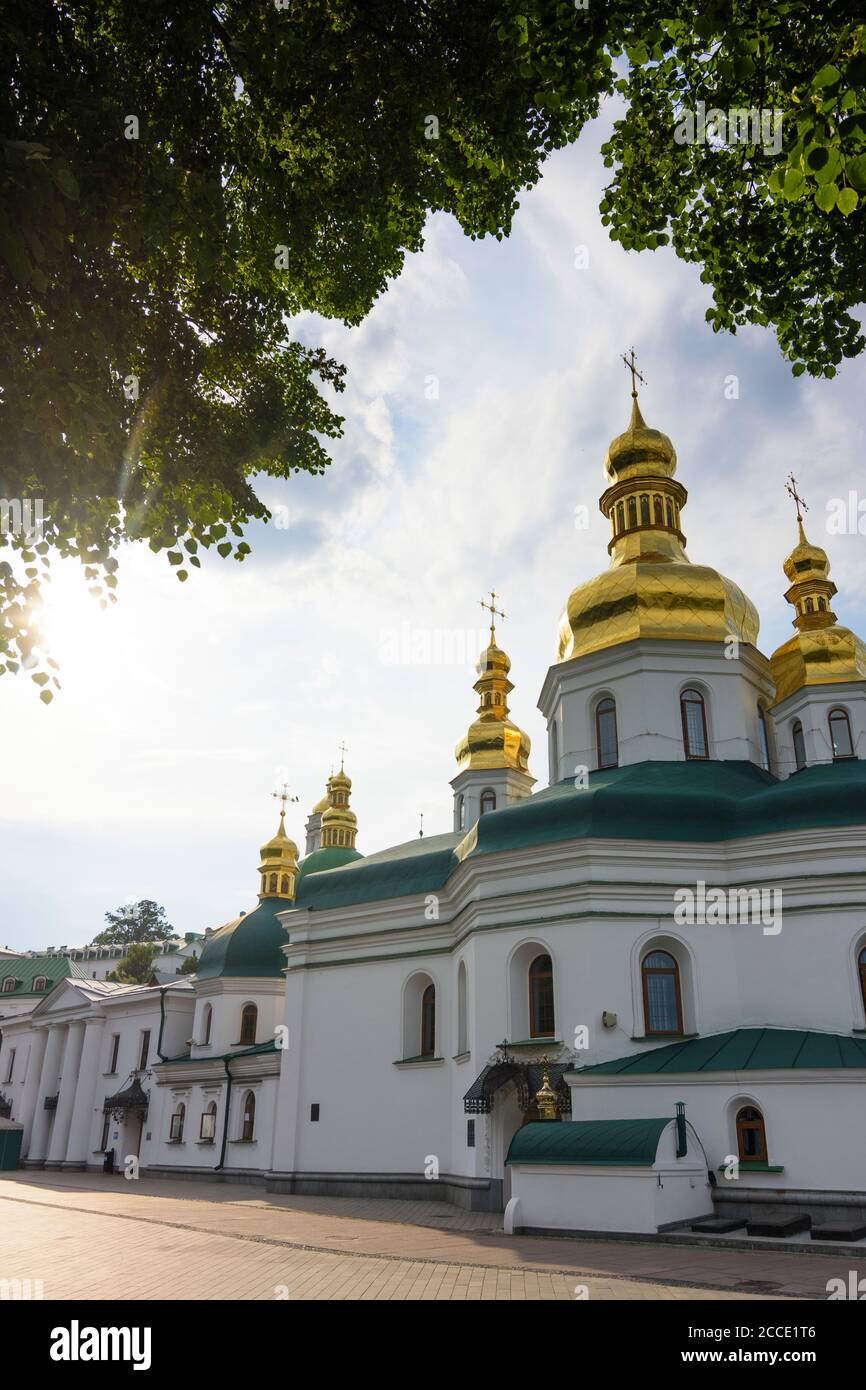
[257,796,300,902]
[319,750,358,851]
[451,594,535,833]
[770,477,866,707]
[556,353,759,663]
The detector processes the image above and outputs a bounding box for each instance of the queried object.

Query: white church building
[3,385,866,1239]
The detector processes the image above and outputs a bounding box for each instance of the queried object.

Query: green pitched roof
[157,1039,279,1067]
[506,1117,670,1166]
[288,759,866,913]
[195,899,287,981]
[578,1028,866,1075]
[0,953,87,998]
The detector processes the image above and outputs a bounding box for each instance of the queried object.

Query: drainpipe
[216,1056,233,1171]
[156,987,170,1062]
[675,1101,688,1158]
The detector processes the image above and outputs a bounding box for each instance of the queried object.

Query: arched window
[241,1091,256,1142]
[805,596,814,613]
[792,720,806,772]
[280,874,289,893]
[200,1101,217,1142]
[617,502,625,532]
[528,954,555,1038]
[641,950,683,1035]
[653,496,664,524]
[420,984,436,1057]
[665,499,674,527]
[757,705,770,771]
[858,946,866,1018]
[1,978,16,993]
[169,1102,185,1142]
[32,976,47,993]
[268,872,277,894]
[640,495,650,525]
[457,960,468,1055]
[480,788,496,816]
[681,688,709,760]
[202,1004,212,1046]
[457,794,465,831]
[829,707,854,760]
[627,496,637,527]
[736,1106,767,1162]
[818,596,826,611]
[550,721,559,784]
[239,1004,257,1046]
[595,696,619,769]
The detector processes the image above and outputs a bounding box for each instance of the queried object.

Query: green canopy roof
[578,1028,866,1075]
[196,899,287,981]
[289,759,866,913]
[506,1117,670,1166]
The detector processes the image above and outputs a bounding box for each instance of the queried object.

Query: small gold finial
[535,1055,558,1122]
[337,740,348,772]
[480,590,507,642]
[620,346,647,400]
[785,473,809,527]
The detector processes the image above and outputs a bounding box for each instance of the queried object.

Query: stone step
[810,1221,866,1242]
[690,1217,746,1233]
[746,1213,811,1237]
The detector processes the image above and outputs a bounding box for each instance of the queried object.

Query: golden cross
[480,590,506,638]
[621,346,647,399]
[785,473,809,524]
[337,740,348,770]
[272,783,298,816]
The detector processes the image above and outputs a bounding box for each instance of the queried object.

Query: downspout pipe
[216,1056,233,1171]
[156,986,170,1062]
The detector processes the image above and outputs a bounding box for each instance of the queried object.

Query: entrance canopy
[463,1060,571,1115]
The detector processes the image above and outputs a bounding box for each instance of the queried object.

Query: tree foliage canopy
[92,897,174,946]
[2,2,864,691]
[106,940,157,985]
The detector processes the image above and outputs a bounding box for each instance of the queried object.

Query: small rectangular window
[310,1103,320,1122]
[467,1120,475,1148]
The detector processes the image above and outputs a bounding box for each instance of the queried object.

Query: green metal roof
[0,953,87,998]
[578,1028,866,1075]
[506,1117,670,1166]
[287,759,866,913]
[156,1039,279,1067]
[297,845,363,879]
[195,899,287,981]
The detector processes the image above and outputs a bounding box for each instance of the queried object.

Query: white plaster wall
[771,682,866,779]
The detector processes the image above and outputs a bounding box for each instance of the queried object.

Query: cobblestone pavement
[0,1172,850,1300]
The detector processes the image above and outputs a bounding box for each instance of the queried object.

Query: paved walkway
[0,1172,853,1300]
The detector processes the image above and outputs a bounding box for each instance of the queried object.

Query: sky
[3,102,865,951]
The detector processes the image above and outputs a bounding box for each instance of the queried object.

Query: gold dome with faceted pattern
[770,521,866,704]
[557,392,760,663]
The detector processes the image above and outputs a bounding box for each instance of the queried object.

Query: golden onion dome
[260,811,299,861]
[312,792,331,814]
[454,621,532,774]
[557,389,760,663]
[770,518,866,704]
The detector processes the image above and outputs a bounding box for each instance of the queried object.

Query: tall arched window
[640,495,650,525]
[241,1091,256,1142]
[169,1102,185,1142]
[859,946,866,1017]
[641,950,683,1035]
[627,496,637,527]
[595,697,619,769]
[792,720,806,771]
[268,872,277,893]
[480,788,496,816]
[653,496,664,524]
[757,705,770,771]
[665,499,674,527]
[239,1004,258,1046]
[420,984,436,1057]
[550,721,559,784]
[457,960,468,1056]
[736,1105,767,1162]
[681,688,709,760]
[528,954,555,1038]
[829,707,854,760]
[202,1004,212,1046]
[200,1101,217,1142]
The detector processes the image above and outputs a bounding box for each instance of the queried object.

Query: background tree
[3,3,864,691]
[178,953,199,976]
[105,941,157,985]
[92,898,174,947]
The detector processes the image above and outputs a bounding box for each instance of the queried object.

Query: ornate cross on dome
[337,740,348,771]
[621,346,646,399]
[480,590,506,640]
[271,783,298,817]
[785,473,809,524]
